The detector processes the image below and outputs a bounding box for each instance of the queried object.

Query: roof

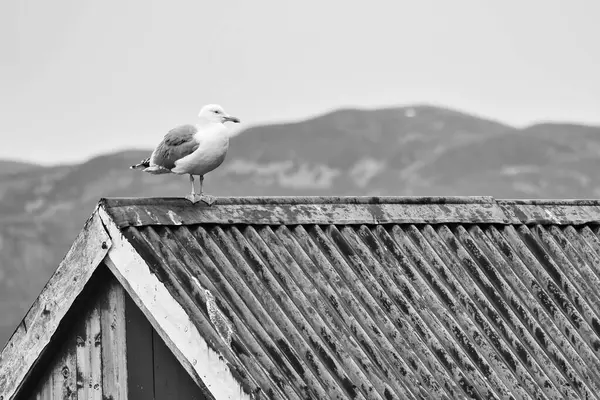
[3,196,600,400]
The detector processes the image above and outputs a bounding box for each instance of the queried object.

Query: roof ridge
[100,196,600,207]
[97,196,600,227]
[100,195,497,207]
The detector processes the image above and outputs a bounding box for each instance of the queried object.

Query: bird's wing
[150,124,200,170]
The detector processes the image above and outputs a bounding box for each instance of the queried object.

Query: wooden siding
[15,264,209,400]
[18,265,207,400]
[18,266,127,400]
[0,211,111,400]
[125,294,209,400]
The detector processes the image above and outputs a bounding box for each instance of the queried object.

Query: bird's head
[198,104,240,124]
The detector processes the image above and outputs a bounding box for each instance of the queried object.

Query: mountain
[2,104,600,347]
[0,160,42,176]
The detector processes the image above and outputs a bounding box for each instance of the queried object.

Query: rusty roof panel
[104,197,600,399]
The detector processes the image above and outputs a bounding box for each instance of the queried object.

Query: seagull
[130,104,240,205]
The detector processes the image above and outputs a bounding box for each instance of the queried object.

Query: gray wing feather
[150,124,200,170]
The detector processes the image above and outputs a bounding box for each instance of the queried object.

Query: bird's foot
[185,194,203,204]
[185,194,217,206]
[199,194,217,206]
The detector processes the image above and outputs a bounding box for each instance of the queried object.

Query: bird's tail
[130,157,150,170]
[130,157,172,174]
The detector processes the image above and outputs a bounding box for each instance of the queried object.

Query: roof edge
[99,196,600,227]
[99,196,511,227]
[100,196,600,207]
[498,199,600,206]
[100,195,497,207]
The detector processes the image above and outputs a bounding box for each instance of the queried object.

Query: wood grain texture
[100,278,127,400]
[57,342,77,400]
[13,268,126,400]
[101,196,600,227]
[44,339,77,400]
[0,210,111,400]
[101,195,498,207]
[50,352,63,400]
[88,307,102,400]
[101,197,510,227]
[75,308,90,400]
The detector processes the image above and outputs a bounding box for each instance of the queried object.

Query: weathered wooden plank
[124,295,154,400]
[498,201,600,225]
[102,195,497,207]
[51,352,62,400]
[50,340,77,400]
[25,268,119,400]
[153,329,179,400]
[0,210,111,400]
[100,275,127,400]
[88,307,102,400]
[101,197,600,227]
[100,196,509,227]
[75,311,90,400]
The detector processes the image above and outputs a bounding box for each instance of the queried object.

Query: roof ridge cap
[99,195,497,207]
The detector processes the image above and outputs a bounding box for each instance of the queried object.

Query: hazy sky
[1,0,599,164]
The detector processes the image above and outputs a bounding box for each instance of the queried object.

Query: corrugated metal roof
[102,197,600,400]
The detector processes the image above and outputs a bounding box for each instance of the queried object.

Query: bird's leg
[198,175,217,206]
[185,174,202,204]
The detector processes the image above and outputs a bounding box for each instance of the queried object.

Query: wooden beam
[97,207,251,400]
[101,198,510,227]
[75,303,103,400]
[52,339,76,400]
[101,197,600,227]
[100,277,128,400]
[0,209,111,400]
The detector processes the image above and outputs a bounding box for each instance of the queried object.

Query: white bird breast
[171,124,230,176]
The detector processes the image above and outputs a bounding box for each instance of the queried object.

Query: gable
[10,264,211,400]
[14,265,126,400]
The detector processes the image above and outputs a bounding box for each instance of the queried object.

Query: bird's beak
[224,115,240,123]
